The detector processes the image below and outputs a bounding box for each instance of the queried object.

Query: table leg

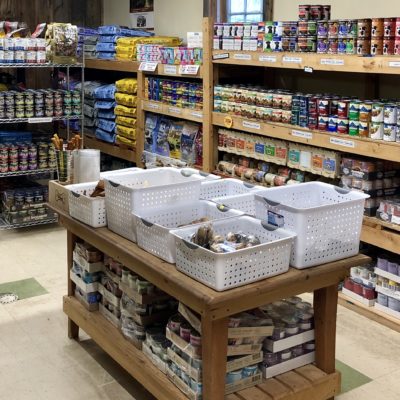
[202,316,228,400]
[67,231,79,339]
[314,284,338,400]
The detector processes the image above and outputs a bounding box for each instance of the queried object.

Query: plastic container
[103,168,204,241]
[199,178,264,200]
[134,200,244,263]
[212,193,261,216]
[171,216,296,291]
[255,183,369,269]
[67,182,106,227]
[74,149,100,184]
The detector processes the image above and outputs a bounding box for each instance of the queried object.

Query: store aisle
[0,226,399,400]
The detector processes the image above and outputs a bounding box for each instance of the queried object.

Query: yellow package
[116,53,134,61]
[116,116,137,128]
[116,125,136,140]
[116,45,136,55]
[115,78,138,94]
[115,105,137,118]
[115,92,137,107]
[116,135,136,148]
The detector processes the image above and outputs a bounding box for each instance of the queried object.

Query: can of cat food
[338,38,347,54]
[372,102,384,123]
[299,5,311,20]
[384,104,397,124]
[359,121,370,137]
[358,19,372,38]
[337,99,349,118]
[384,18,396,38]
[349,120,360,136]
[338,20,349,37]
[371,18,384,37]
[384,123,397,141]
[322,5,331,20]
[328,21,339,38]
[383,38,395,55]
[357,38,371,55]
[317,21,328,37]
[337,118,349,134]
[369,122,384,139]
[346,38,357,54]
[328,38,338,54]
[317,37,328,53]
[310,5,322,21]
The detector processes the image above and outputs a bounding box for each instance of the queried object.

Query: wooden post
[202,315,228,400]
[313,284,338,375]
[67,231,79,339]
[136,70,146,167]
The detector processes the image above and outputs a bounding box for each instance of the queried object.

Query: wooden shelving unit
[142,100,204,123]
[84,134,136,163]
[85,59,139,73]
[212,50,400,75]
[213,112,400,162]
[147,64,203,78]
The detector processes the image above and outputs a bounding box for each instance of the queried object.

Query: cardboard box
[227,344,263,356]
[228,326,274,339]
[74,288,99,312]
[121,308,168,327]
[98,283,121,308]
[166,328,202,358]
[70,270,99,293]
[262,352,315,379]
[48,180,70,213]
[73,251,104,273]
[120,281,170,305]
[99,303,120,328]
[167,348,202,381]
[264,330,315,353]
[341,288,376,307]
[143,342,168,374]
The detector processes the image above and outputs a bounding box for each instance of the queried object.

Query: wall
[103,0,203,39]
[273,0,400,20]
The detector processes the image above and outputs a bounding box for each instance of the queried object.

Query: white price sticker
[292,130,313,140]
[330,137,355,148]
[389,61,400,68]
[283,56,302,64]
[243,120,261,130]
[259,55,277,63]
[28,117,53,123]
[233,53,252,61]
[139,62,158,72]
[304,66,314,73]
[191,111,203,119]
[179,65,200,75]
[147,102,161,110]
[320,58,345,66]
[164,65,177,75]
[169,107,182,115]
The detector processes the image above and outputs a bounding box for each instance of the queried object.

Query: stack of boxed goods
[137,43,203,65]
[77,27,98,59]
[94,83,116,143]
[114,78,138,148]
[342,264,377,305]
[96,25,154,60]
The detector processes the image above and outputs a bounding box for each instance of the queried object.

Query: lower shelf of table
[338,292,400,334]
[64,295,340,400]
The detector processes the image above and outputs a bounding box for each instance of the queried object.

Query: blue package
[94,84,116,100]
[180,122,200,164]
[97,118,116,133]
[97,110,115,120]
[98,35,120,43]
[155,117,172,157]
[144,113,159,153]
[96,42,116,52]
[95,128,116,143]
[98,25,154,37]
[97,51,116,60]
[0,131,32,143]
[94,101,116,110]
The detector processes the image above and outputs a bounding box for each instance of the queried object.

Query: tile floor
[1,225,400,399]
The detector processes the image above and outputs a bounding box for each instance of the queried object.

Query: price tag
[169,107,182,115]
[283,56,302,64]
[243,120,261,130]
[164,65,177,75]
[389,61,400,68]
[233,53,252,61]
[28,117,53,123]
[191,111,203,119]
[139,62,158,72]
[147,102,161,110]
[304,66,313,73]
[320,58,345,66]
[330,137,355,148]
[259,55,277,63]
[179,65,200,75]
[212,52,229,60]
[292,130,313,140]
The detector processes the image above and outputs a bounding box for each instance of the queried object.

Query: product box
[98,283,121,308]
[121,308,167,327]
[119,281,169,305]
[73,251,104,273]
[166,328,202,358]
[74,288,99,312]
[262,352,315,379]
[143,342,168,374]
[342,287,375,307]
[99,303,120,328]
[48,180,70,213]
[264,330,315,353]
[167,348,202,381]
[70,270,99,293]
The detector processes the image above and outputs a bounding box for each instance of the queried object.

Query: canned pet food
[298,21,308,36]
[338,20,349,38]
[372,102,384,122]
[357,38,371,55]
[382,38,394,55]
[14,50,25,63]
[384,123,397,141]
[26,51,36,63]
[395,39,400,55]
[384,104,397,124]
[371,38,383,56]
[307,21,317,36]
[359,121,369,137]
[347,20,358,38]
[318,115,329,131]
[370,122,384,139]
[318,98,330,116]
[337,118,349,134]
[348,101,360,120]
[338,38,347,54]
[307,36,317,52]
[299,5,311,20]
[310,5,322,21]
[349,120,360,136]
[328,38,338,54]
[337,100,349,118]
[317,21,328,37]
[384,18,396,38]
[358,19,372,38]
[322,5,331,20]
[371,18,384,37]
[297,36,308,52]
[317,37,328,53]
[328,21,339,38]
[308,114,318,130]
[359,102,372,122]
[328,115,338,132]
[36,51,46,64]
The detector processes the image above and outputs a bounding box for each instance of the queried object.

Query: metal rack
[0,168,56,178]
[0,214,59,230]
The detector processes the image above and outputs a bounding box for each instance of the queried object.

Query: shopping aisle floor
[1,226,400,400]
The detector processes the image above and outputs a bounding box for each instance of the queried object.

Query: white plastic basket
[67,182,106,228]
[213,193,259,216]
[171,216,296,291]
[134,200,244,263]
[254,182,370,269]
[100,167,141,178]
[199,178,264,200]
[103,168,204,241]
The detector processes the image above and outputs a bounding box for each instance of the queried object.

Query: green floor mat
[336,359,372,393]
[0,278,48,300]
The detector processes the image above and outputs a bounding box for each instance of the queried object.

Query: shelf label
[139,62,158,72]
[168,106,182,115]
[191,111,203,119]
[28,117,53,123]
[304,66,314,73]
[283,56,302,64]
[320,58,345,66]
[179,64,200,75]
[164,65,177,75]
[243,120,260,130]
[292,130,313,140]
[259,55,277,63]
[147,102,161,110]
[389,61,400,68]
[233,53,252,61]
[213,52,229,60]
[330,137,355,148]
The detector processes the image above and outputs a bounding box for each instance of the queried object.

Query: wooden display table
[55,207,370,400]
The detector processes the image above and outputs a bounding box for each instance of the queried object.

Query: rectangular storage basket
[134,200,244,264]
[199,178,264,200]
[67,182,106,228]
[254,182,369,269]
[213,193,260,216]
[103,168,204,241]
[171,216,296,291]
